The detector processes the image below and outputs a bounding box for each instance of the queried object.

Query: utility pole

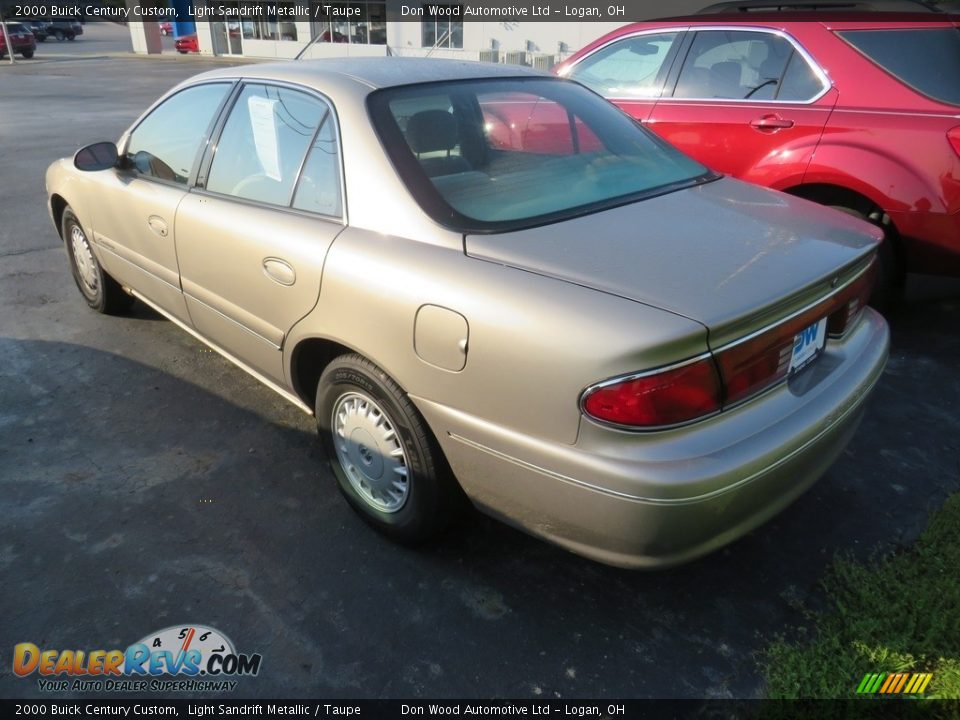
[1,19,15,65]
[1,0,15,66]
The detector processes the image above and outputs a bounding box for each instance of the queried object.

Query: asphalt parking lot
[1,39,959,700]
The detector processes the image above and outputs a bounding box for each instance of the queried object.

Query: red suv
[0,22,36,59]
[556,15,960,298]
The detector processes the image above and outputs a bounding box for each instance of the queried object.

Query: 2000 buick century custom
[46,58,889,567]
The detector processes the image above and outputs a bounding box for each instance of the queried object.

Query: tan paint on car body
[46,58,889,567]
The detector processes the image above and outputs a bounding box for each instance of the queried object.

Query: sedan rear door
[174,83,345,385]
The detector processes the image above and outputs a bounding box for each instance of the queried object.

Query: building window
[240,3,300,41]
[421,6,463,49]
[311,2,386,45]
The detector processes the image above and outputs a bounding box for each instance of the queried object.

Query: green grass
[762,492,960,699]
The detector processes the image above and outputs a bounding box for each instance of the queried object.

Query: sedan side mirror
[74,141,119,171]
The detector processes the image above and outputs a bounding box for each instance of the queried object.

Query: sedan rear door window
[291,116,343,218]
[207,84,330,207]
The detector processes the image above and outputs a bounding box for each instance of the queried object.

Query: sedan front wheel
[63,207,133,315]
[316,354,465,543]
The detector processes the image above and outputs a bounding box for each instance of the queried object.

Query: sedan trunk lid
[465,178,881,346]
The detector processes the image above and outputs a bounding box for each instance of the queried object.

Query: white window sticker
[247,95,281,182]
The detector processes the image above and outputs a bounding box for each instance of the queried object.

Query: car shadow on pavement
[0,305,957,699]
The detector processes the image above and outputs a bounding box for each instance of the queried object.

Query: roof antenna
[295,29,322,60]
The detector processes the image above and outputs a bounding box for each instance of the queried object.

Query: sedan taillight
[714,329,794,408]
[581,357,722,428]
[583,260,876,429]
[827,261,876,337]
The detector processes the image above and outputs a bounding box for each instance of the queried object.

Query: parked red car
[556,15,960,297]
[0,22,36,59]
[175,34,199,54]
[159,21,173,36]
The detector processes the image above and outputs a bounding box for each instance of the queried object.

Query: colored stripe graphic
[857,672,932,695]
[904,674,919,694]
[879,674,896,694]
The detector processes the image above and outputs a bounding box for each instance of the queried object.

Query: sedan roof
[192,57,548,92]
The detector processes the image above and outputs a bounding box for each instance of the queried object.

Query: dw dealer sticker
[12,625,262,693]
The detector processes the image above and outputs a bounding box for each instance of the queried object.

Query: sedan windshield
[369,78,711,232]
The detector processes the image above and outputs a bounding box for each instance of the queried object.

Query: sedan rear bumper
[415,308,889,568]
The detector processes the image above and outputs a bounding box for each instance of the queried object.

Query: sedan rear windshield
[368,78,711,232]
[838,27,960,106]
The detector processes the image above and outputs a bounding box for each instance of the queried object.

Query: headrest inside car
[406,110,459,154]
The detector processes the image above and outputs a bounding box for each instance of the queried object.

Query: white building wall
[386,21,625,60]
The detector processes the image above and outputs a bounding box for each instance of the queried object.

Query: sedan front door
[88,83,233,324]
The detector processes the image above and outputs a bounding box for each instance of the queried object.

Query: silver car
[46,58,889,568]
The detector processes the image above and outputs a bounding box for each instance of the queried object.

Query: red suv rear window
[838,28,960,106]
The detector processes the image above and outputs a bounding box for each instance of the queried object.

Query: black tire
[21,50,34,59]
[316,354,465,543]
[67,34,75,41]
[62,207,133,315]
[829,205,903,311]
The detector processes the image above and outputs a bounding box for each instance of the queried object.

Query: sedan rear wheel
[316,354,466,543]
[63,207,132,315]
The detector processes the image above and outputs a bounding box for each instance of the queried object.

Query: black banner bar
[2,0,686,24]
[0,699,954,719]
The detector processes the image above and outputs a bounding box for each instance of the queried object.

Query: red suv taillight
[581,357,722,428]
[949,126,960,158]
[583,261,876,428]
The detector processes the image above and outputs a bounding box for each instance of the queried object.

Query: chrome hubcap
[332,392,409,513]
[70,225,99,295]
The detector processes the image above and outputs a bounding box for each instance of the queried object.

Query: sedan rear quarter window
[838,28,960,106]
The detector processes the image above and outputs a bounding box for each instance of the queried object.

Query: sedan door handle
[750,115,795,131]
[262,257,296,286]
[147,215,169,237]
